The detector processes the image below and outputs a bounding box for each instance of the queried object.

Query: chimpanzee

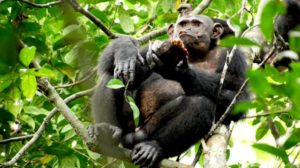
[90,14,249,167]
[275,0,300,42]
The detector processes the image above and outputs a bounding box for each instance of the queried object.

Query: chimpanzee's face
[168,15,223,57]
[173,15,214,39]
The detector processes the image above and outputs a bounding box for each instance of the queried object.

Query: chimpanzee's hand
[131,141,163,168]
[113,36,145,84]
[147,40,188,69]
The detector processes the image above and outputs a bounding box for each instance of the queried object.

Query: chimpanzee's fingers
[134,148,149,165]
[129,59,136,82]
[141,147,155,167]
[137,52,145,65]
[152,53,163,66]
[146,50,153,66]
[114,65,119,79]
[122,61,129,83]
[116,63,124,80]
[87,125,94,138]
[149,151,159,168]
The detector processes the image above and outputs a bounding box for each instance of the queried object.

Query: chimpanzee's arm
[98,36,155,88]
[155,48,248,102]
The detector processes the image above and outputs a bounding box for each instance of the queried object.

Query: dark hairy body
[91,15,249,167]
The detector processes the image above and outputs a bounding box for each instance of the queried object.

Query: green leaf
[283,128,300,149]
[20,114,35,129]
[0,74,13,92]
[274,120,286,136]
[34,67,57,79]
[289,31,300,53]
[119,9,135,33]
[220,36,260,47]
[233,101,257,114]
[6,86,23,117]
[252,143,289,164]
[106,79,125,89]
[19,46,36,67]
[24,106,49,116]
[21,71,37,100]
[55,62,75,79]
[260,0,285,42]
[255,122,269,141]
[127,96,140,127]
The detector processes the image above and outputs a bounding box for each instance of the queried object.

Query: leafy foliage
[0,0,299,167]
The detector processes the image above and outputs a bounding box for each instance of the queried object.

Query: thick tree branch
[203,125,228,168]
[18,0,63,8]
[0,87,94,167]
[0,135,33,144]
[67,0,117,39]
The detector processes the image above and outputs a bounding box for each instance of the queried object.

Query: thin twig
[268,118,280,145]
[67,0,117,39]
[18,0,62,8]
[208,46,276,136]
[0,135,33,144]
[102,159,118,168]
[55,69,97,89]
[0,88,94,167]
[242,111,288,119]
[292,147,300,164]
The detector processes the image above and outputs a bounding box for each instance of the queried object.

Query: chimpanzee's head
[168,15,224,58]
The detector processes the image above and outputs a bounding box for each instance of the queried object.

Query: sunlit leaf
[20,114,35,129]
[283,128,300,149]
[274,120,286,136]
[119,9,135,33]
[19,46,36,67]
[220,36,260,47]
[34,67,57,79]
[252,143,289,164]
[55,62,75,79]
[6,86,23,117]
[24,106,49,116]
[106,79,125,89]
[255,123,269,141]
[21,71,37,100]
[289,31,300,53]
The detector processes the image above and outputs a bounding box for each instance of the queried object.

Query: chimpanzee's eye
[179,21,187,27]
[192,20,201,27]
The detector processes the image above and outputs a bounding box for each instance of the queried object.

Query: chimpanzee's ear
[211,23,224,39]
[168,24,174,37]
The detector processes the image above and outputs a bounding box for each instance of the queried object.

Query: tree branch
[190,0,213,15]
[242,111,288,119]
[18,0,63,8]
[0,135,33,144]
[67,0,117,39]
[0,87,94,167]
[137,27,168,45]
[55,69,97,89]
[137,0,213,44]
[207,46,277,138]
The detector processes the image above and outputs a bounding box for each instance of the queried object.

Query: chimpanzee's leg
[130,96,216,167]
[89,72,135,156]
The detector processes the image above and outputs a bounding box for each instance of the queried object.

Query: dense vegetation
[0,0,299,167]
